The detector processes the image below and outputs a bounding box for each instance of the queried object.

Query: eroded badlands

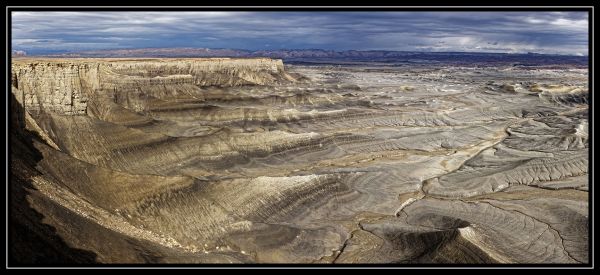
[10,58,589,264]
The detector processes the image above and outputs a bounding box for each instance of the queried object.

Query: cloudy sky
[12,11,589,55]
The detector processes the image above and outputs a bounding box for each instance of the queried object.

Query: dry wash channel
[10,58,589,264]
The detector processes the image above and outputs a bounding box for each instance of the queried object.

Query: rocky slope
[9,58,589,264]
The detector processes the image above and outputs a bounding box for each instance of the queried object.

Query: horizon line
[13,47,590,57]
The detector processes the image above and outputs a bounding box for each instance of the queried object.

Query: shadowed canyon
[10,57,589,264]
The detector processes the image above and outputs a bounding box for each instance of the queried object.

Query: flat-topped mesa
[11,58,293,115]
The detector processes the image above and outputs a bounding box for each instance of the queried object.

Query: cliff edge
[12,58,294,115]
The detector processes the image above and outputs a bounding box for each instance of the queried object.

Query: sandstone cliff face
[12,62,97,115]
[12,58,291,115]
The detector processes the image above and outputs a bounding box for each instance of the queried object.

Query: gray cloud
[11,11,589,55]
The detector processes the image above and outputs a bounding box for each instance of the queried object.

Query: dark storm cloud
[12,11,588,55]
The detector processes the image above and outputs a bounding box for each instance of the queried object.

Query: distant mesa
[12,50,27,57]
[34,48,588,67]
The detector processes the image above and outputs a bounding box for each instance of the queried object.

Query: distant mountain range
[32,48,588,66]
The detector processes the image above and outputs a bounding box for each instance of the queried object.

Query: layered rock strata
[10,58,589,264]
[11,58,291,115]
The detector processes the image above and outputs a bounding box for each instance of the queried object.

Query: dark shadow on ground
[9,91,99,265]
